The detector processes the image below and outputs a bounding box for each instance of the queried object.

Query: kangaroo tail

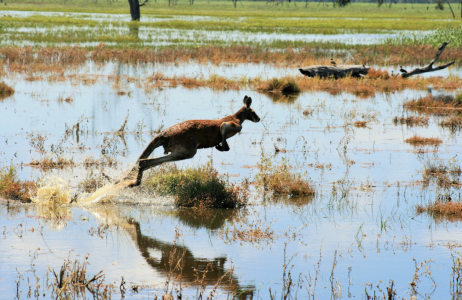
[137,135,164,161]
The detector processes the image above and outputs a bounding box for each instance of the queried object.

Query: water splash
[32,176,72,206]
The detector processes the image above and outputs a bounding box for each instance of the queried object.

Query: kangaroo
[120,95,260,187]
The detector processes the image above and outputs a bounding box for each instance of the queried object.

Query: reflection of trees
[128,23,139,39]
[88,208,254,299]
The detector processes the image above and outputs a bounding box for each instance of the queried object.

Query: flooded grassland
[2,54,462,299]
[2,6,462,299]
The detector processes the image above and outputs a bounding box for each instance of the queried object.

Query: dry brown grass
[0,44,460,73]
[404,94,462,109]
[0,82,14,100]
[366,68,390,80]
[143,72,462,96]
[417,200,462,217]
[405,135,442,146]
[0,45,87,65]
[0,164,36,202]
[393,115,429,126]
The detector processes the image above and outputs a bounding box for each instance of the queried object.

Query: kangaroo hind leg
[128,148,197,187]
[215,121,241,152]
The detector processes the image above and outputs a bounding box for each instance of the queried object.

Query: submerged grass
[28,157,75,169]
[421,156,462,188]
[144,161,248,209]
[393,115,429,126]
[440,116,462,131]
[405,135,442,146]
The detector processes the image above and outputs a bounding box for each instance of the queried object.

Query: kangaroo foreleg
[215,122,241,152]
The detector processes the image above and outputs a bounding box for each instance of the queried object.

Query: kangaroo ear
[244,96,252,108]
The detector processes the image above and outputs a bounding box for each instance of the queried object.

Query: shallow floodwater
[1,60,462,299]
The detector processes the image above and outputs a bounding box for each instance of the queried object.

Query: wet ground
[2,15,462,299]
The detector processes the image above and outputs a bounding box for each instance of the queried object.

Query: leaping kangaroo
[120,95,260,187]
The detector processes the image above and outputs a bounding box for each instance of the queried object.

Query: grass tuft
[416,200,462,218]
[256,156,315,197]
[0,82,14,100]
[145,161,248,209]
[0,163,36,202]
[258,77,301,94]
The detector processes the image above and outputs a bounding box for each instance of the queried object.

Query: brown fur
[121,96,260,187]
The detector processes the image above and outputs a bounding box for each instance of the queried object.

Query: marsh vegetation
[2,1,462,299]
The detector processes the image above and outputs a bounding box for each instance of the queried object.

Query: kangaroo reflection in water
[88,208,254,299]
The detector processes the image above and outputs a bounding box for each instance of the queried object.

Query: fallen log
[401,41,455,78]
[298,65,370,79]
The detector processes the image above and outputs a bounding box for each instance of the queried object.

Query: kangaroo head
[242,96,260,123]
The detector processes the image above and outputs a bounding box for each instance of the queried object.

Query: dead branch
[401,41,455,78]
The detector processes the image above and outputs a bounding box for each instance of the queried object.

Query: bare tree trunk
[401,41,455,78]
[128,0,148,21]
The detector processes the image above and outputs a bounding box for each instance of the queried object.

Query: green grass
[0,2,460,33]
[387,26,462,48]
[0,1,460,48]
[3,1,461,20]
[144,161,248,209]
